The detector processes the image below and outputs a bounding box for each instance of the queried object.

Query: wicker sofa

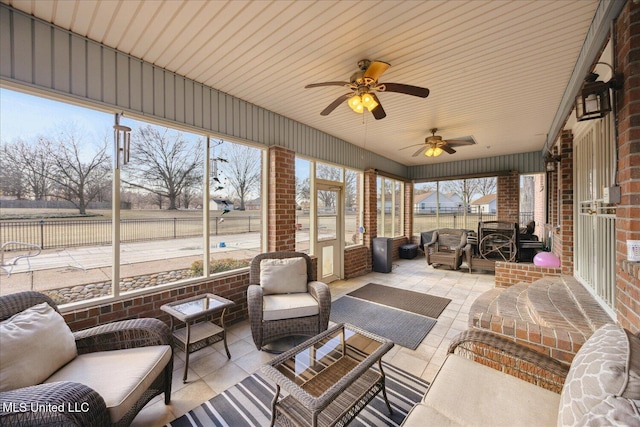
[0,291,173,427]
[402,324,640,426]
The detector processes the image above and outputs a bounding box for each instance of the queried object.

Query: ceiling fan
[401,128,476,157]
[304,59,430,120]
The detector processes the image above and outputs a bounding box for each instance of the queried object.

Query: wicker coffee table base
[271,360,392,427]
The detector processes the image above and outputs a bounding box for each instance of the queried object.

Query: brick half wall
[495,261,562,288]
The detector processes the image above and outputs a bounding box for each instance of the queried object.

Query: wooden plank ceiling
[4,0,599,165]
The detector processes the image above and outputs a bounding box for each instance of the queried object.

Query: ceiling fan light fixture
[424,145,444,157]
[361,93,378,111]
[348,95,364,113]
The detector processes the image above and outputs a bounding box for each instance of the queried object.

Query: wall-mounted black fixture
[544,151,561,172]
[575,63,623,122]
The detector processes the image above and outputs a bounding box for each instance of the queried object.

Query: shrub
[190,258,251,276]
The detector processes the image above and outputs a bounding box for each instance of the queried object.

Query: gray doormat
[329,296,436,349]
[348,283,451,319]
[169,361,428,427]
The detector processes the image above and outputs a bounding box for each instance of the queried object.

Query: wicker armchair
[247,252,331,350]
[424,228,468,270]
[0,291,173,427]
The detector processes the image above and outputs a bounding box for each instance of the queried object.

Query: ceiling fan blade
[305,81,350,88]
[363,60,390,82]
[442,145,456,154]
[370,93,386,120]
[444,138,476,146]
[320,93,352,116]
[399,143,424,151]
[412,146,427,157]
[378,83,430,98]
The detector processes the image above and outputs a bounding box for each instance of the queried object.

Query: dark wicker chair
[424,228,468,270]
[0,291,173,427]
[247,252,331,350]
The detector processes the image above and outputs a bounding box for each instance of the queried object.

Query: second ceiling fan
[402,128,476,157]
[305,59,430,120]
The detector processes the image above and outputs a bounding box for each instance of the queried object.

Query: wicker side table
[161,293,234,382]
[261,323,394,427]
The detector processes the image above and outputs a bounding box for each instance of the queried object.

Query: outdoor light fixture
[575,63,623,122]
[544,151,561,172]
[348,92,378,113]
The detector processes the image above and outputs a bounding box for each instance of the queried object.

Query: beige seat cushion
[0,302,77,392]
[413,354,561,427]
[263,293,319,321]
[46,345,171,423]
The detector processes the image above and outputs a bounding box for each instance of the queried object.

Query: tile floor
[131,257,496,426]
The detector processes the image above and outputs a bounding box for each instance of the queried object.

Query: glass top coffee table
[261,323,394,427]
[161,293,234,382]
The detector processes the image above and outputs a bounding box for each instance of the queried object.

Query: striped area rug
[168,362,428,426]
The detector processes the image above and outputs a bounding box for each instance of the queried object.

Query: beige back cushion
[260,257,308,295]
[557,324,640,426]
[0,302,77,392]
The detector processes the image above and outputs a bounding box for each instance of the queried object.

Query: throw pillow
[260,257,308,295]
[578,395,640,426]
[0,302,77,392]
[557,324,630,426]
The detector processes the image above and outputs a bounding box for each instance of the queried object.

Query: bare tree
[440,179,477,207]
[0,142,26,199]
[472,177,497,197]
[44,125,111,214]
[1,138,55,200]
[123,125,203,210]
[295,176,310,208]
[218,142,260,210]
[414,182,436,194]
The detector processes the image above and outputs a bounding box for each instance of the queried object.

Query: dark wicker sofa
[0,291,173,427]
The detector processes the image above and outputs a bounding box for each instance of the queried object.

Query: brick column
[268,146,296,252]
[404,181,413,239]
[615,1,640,331]
[363,170,377,250]
[497,170,519,223]
[553,130,574,274]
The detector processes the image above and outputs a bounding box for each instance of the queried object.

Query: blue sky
[0,88,112,144]
[1,87,309,184]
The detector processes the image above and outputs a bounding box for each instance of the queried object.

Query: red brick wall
[391,236,409,260]
[495,261,562,288]
[471,311,581,364]
[363,170,377,249]
[553,131,574,274]
[268,146,296,252]
[497,170,519,223]
[404,182,413,238]
[615,1,640,332]
[344,245,370,278]
[63,272,250,331]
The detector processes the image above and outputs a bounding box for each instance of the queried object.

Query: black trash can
[372,237,393,273]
